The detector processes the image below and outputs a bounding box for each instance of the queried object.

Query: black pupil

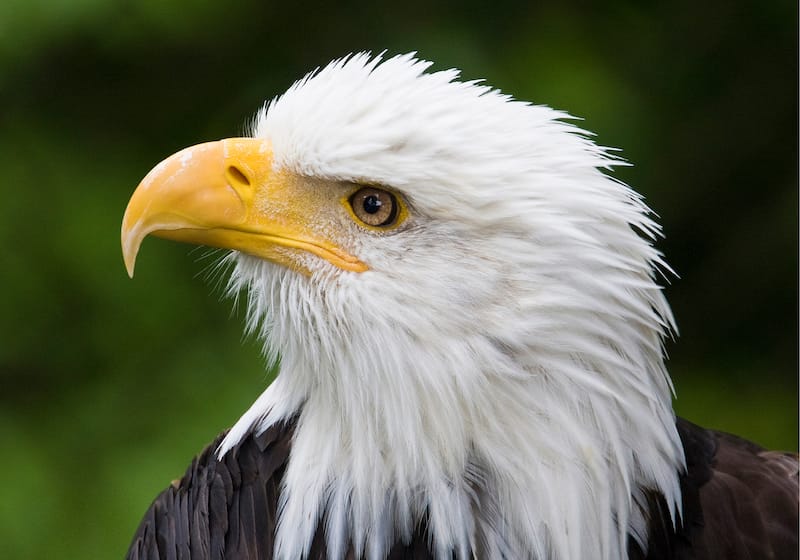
[363,194,382,214]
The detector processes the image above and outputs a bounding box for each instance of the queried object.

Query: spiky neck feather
[218,54,684,560]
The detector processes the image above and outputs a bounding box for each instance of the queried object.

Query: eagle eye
[348,187,399,228]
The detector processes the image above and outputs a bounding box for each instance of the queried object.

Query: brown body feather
[127,418,798,559]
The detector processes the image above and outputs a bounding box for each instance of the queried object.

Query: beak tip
[123,250,137,278]
[121,227,140,279]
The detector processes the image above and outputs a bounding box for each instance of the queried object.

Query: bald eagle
[122,54,798,560]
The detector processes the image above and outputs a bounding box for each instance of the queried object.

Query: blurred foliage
[0,0,797,558]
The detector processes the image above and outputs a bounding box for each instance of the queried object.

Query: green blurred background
[1,0,796,557]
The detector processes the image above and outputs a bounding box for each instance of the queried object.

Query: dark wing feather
[636,418,799,560]
[693,424,798,559]
[126,421,295,560]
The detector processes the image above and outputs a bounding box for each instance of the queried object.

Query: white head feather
[218,53,684,560]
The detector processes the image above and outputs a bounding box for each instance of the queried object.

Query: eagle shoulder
[125,421,294,560]
[693,420,798,559]
[642,418,799,560]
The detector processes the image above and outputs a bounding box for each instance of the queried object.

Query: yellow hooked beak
[121,138,368,277]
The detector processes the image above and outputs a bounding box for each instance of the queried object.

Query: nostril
[226,165,251,187]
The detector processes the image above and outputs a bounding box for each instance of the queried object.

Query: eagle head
[122,53,683,559]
